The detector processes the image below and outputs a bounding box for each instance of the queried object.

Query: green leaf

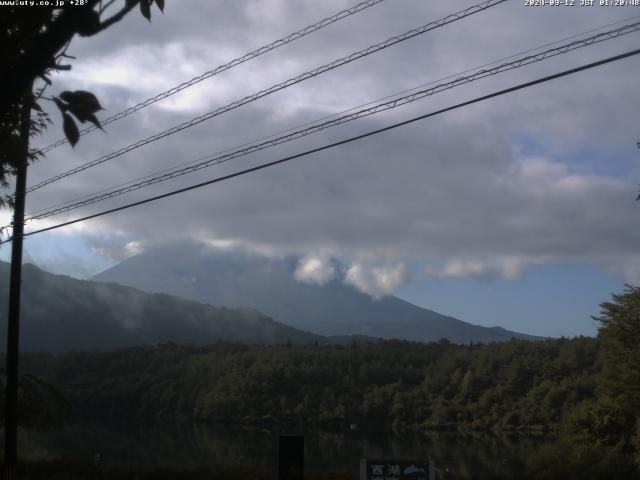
[67,105,89,122]
[60,91,103,122]
[87,114,105,131]
[76,9,101,37]
[60,90,103,112]
[155,0,164,12]
[59,91,74,103]
[53,97,67,113]
[62,113,80,147]
[140,0,151,21]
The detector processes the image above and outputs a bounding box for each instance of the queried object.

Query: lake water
[22,424,553,479]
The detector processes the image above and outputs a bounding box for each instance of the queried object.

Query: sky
[2,0,640,337]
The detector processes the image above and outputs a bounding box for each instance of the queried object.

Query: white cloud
[294,255,336,286]
[344,262,408,299]
[594,254,640,285]
[88,236,145,263]
[426,256,530,281]
[124,240,144,257]
[13,0,640,285]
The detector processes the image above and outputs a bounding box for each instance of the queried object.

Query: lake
[20,423,554,479]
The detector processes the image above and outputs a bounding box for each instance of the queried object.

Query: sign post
[360,458,435,480]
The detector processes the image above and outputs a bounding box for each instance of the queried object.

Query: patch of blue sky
[513,133,639,179]
[0,232,118,280]
[396,260,624,338]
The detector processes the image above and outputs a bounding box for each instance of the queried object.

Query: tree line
[3,286,639,478]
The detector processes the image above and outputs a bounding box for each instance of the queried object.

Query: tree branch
[0,1,144,114]
[0,2,101,113]
[99,0,118,14]
[92,0,139,35]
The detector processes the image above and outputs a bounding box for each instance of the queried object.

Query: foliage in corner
[593,287,640,409]
[54,90,104,147]
[0,0,165,207]
[594,286,640,463]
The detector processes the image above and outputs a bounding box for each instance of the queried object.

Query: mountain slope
[0,261,326,352]
[93,245,541,343]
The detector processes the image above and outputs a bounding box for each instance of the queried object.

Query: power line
[37,0,388,154]
[23,20,640,222]
[27,13,640,220]
[5,47,638,245]
[26,0,508,194]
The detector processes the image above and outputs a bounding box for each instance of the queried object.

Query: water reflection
[24,424,552,478]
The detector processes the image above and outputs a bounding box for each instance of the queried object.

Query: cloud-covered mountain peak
[93,243,541,343]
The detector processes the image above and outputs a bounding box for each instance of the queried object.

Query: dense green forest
[10,336,638,478]
[3,286,640,478]
[18,338,598,432]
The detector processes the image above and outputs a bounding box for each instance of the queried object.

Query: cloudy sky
[2,0,640,337]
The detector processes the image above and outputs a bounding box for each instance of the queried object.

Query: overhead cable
[28,13,640,220]
[4,47,638,245]
[37,0,389,154]
[24,20,640,221]
[27,0,508,193]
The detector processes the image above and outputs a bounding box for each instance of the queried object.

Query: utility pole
[4,82,32,479]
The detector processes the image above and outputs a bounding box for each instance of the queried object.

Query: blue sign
[360,459,434,480]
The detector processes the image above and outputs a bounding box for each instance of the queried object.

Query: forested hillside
[0,262,330,351]
[6,286,640,478]
[20,338,598,431]
[8,330,640,478]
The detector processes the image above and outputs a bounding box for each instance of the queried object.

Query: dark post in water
[279,434,304,480]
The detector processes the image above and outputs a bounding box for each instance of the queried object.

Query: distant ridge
[0,261,341,352]
[93,244,542,343]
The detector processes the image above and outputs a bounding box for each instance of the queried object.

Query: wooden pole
[4,82,32,477]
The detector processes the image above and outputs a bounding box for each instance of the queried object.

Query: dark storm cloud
[16,0,640,288]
